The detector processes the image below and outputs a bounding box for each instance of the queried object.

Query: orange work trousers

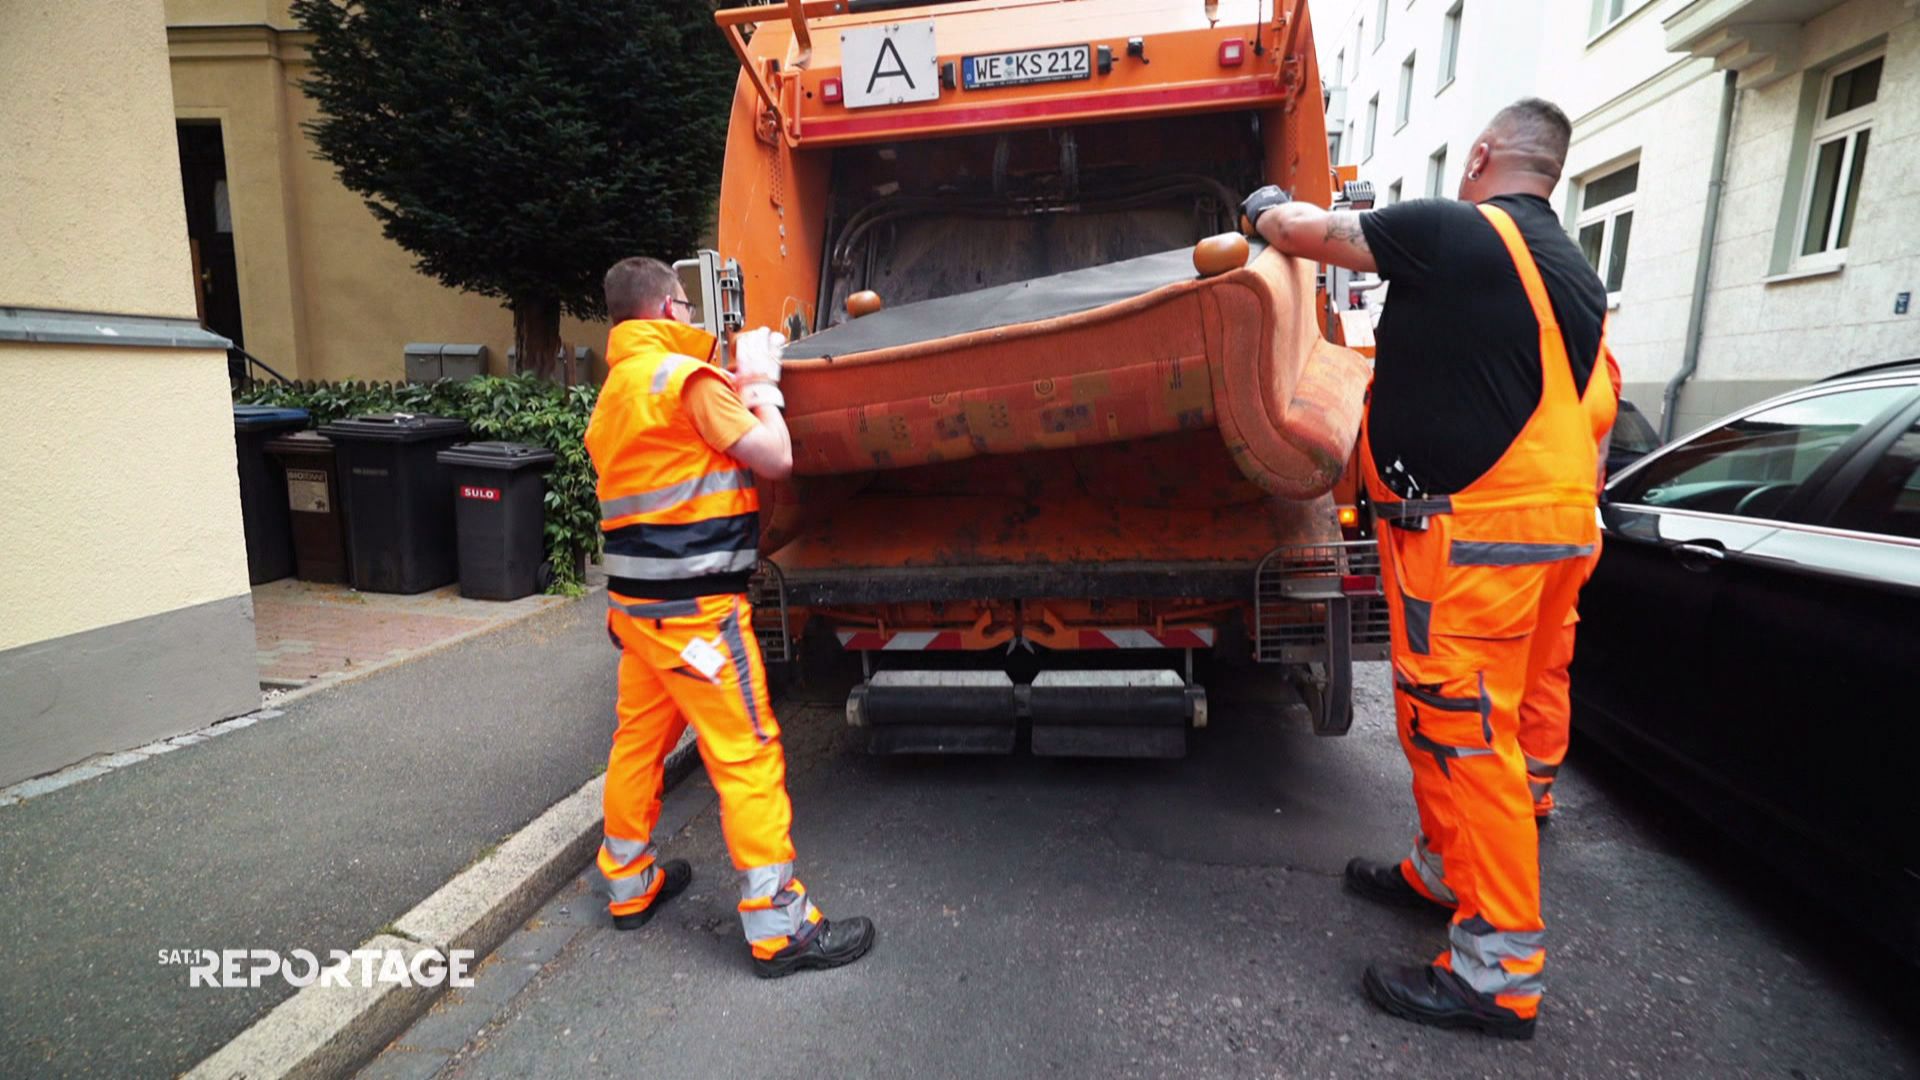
[1378,507,1593,1019]
[1516,545,1602,817]
[600,591,822,958]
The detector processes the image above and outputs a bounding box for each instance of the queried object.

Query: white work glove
[732,327,786,410]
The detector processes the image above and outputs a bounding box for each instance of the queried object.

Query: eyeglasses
[667,298,694,314]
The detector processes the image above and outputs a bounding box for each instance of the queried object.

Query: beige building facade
[164,0,604,384]
[2,1,259,786]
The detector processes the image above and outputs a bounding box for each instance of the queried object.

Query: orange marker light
[1337,505,1360,527]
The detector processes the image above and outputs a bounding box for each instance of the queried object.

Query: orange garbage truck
[677,0,1382,756]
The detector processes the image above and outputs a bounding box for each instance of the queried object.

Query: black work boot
[1344,857,1454,914]
[1362,961,1537,1040]
[610,860,693,931]
[752,916,876,979]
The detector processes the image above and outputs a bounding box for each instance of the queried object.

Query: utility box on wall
[403,343,489,383]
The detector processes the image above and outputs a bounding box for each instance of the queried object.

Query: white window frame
[1364,94,1380,162]
[1375,0,1389,50]
[1438,2,1462,92]
[1790,49,1882,273]
[1396,52,1415,131]
[1575,157,1638,302]
[1427,145,1448,198]
[1333,48,1345,87]
[1387,179,1403,207]
[1588,0,1653,42]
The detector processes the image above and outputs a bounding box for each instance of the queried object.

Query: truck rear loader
[677,0,1384,756]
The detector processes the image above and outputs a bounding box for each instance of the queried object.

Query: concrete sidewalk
[0,589,621,1079]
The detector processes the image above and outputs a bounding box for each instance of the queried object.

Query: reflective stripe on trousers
[1524,753,1560,803]
[739,862,823,959]
[596,834,660,915]
[1405,834,1458,906]
[1444,915,1546,1000]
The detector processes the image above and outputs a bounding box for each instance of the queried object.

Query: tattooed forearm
[1324,212,1367,246]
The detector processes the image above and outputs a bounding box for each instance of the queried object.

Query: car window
[1611,385,1911,520]
[1830,417,1920,539]
[1612,401,1660,455]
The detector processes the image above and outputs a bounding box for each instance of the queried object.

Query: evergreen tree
[292,0,735,380]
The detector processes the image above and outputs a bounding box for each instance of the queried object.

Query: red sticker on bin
[460,486,501,501]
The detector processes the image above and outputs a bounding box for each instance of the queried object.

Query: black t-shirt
[1357,193,1606,497]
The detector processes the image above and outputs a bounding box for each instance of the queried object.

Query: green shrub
[237,376,599,595]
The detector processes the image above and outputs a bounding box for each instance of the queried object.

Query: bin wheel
[535,560,557,594]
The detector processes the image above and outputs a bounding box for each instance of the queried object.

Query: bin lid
[233,405,310,430]
[264,429,334,454]
[435,440,558,471]
[319,413,470,443]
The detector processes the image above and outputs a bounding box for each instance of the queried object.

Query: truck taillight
[1219,40,1245,66]
[821,77,843,104]
[1341,574,1379,596]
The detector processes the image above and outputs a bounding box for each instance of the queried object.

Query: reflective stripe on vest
[600,469,755,520]
[589,321,761,591]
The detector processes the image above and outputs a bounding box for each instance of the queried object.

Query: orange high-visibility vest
[1364,203,1614,550]
[587,319,760,599]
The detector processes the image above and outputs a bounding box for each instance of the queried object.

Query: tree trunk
[512,296,564,382]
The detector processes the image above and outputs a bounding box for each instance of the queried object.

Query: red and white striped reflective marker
[837,630,967,651]
[1076,628,1215,649]
[836,628,1215,651]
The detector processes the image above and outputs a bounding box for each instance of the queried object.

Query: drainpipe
[1662,69,1739,441]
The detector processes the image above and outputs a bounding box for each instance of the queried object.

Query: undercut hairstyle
[604,257,679,323]
[1490,98,1573,182]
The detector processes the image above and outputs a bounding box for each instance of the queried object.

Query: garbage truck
[676,0,1384,756]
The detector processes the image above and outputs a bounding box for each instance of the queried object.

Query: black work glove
[1240,184,1293,235]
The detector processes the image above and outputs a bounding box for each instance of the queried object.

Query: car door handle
[1672,542,1726,571]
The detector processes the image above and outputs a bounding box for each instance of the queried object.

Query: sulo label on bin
[286,469,331,513]
[460,485,501,502]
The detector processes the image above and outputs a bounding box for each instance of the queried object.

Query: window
[1426,145,1448,198]
[1832,416,1920,539]
[1387,179,1403,206]
[1439,2,1462,89]
[1375,0,1389,48]
[1589,0,1649,38]
[1334,48,1345,86]
[1354,21,1364,71]
[1364,94,1379,160]
[1794,54,1881,268]
[1611,400,1660,459]
[1576,160,1637,295]
[1329,130,1344,165]
[1396,53,1415,130]
[1613,386,1912,520]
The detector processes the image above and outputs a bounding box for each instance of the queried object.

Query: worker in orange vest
[1246,98,1616,1038]
[585,256,875,977]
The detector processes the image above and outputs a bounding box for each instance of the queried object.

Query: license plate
[962,44,1092,90]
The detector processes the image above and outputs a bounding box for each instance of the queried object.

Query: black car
[1572,359,1920,960]
[1608,399,1660,476]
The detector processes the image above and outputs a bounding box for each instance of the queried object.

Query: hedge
[236,376,599,594]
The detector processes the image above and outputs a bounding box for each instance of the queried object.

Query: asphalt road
[378,664,1920,1079]
[0,594,617,1079]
